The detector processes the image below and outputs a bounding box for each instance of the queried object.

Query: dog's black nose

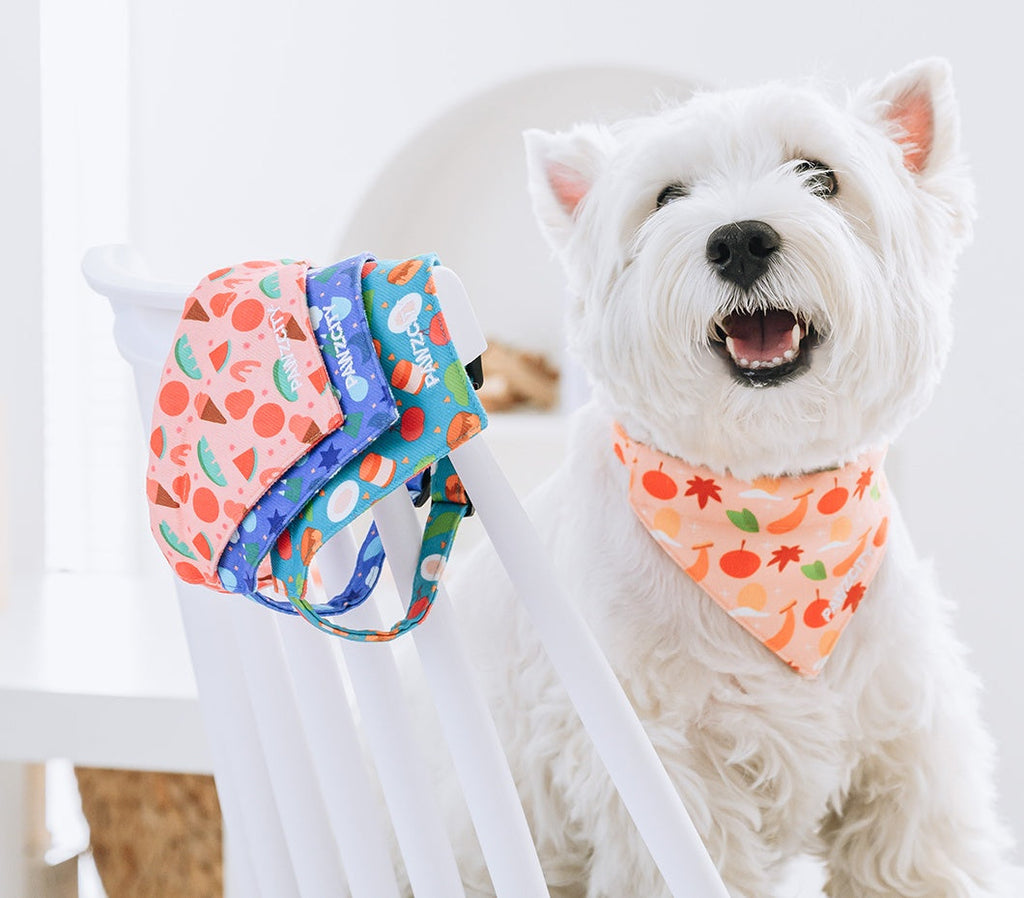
[706,220,781,290]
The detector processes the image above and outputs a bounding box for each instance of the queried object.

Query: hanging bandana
[147,259,340,591]
[613,425,891,676]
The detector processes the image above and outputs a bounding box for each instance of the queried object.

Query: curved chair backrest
[83,244,729,898]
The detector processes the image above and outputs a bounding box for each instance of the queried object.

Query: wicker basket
[75,768,222,898]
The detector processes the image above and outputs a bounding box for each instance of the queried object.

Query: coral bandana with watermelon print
[613,425,891,676]
[148,258,339,590]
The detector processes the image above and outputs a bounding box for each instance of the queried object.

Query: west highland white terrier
[444,59,1019,898]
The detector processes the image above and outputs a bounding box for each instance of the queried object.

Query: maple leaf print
[767,544,803,572]
[684,475,722,509]
[842,581,867,613]
[854,467,874,500]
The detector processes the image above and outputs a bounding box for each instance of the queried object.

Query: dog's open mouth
[712,309,815,386]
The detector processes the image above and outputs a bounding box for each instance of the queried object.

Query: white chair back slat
[230,600,353,898]
[275,613,404,898]
[449,438,731,898]
[317,541,467,898]
[220,798,265,898]
[177,588,303,898]
[371,488,550,898]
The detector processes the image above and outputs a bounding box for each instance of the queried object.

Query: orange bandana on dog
[613,425,890,676]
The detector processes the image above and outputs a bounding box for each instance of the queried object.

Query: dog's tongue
[725,309,798,363]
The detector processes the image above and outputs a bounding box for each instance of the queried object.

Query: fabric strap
[285,456,472,641]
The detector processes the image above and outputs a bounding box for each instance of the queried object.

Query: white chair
[82,244,730,898]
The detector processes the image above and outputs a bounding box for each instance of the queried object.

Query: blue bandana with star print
[216,253,399,613]
[268,255,486,641]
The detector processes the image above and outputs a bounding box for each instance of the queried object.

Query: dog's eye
[794,160,838,198]
[656,183,689,208]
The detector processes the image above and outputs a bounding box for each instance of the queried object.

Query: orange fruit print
[720,541,761,578]
[193,488,220,523]
[817,477,849,514]
[642,464,677,500]
[231,298,265,331]
[253,403,285,438]
[158,380,190,416]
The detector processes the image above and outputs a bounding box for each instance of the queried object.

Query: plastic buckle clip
[465,355,484,391]
[407,467,431,508]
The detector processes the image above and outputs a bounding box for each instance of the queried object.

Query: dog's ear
[853,58,974,239]
[523,125,614,252]
[852,58,961,177]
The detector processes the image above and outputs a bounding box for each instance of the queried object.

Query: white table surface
[0,571,209,774]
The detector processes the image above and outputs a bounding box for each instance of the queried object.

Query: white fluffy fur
[440,60,1018,897]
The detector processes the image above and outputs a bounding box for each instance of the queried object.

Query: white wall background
[73,0,1024,852]
[1,0,44,588]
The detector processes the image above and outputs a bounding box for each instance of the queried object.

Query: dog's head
[526,59,974,478]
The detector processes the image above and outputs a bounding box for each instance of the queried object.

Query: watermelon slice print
[259,272,281,299]
[159,521,197,559]
[309,366,329,394]
[209,340,231,372]
[150,426,166,458]
[192,532,214,561]
[174,334,203,379]
[273,358,299,401]
[233,447,257,481]
[197,436,228,487]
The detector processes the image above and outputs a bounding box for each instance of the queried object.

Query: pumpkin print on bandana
[614,424,891,676]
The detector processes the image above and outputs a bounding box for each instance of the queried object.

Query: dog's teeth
[772,357,782,365]
[791,324,802,351]
[783,349,795,360]
[726,336,737,360]
[751,360,761,369]
[739,358,750,367]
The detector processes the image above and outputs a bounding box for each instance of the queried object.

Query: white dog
[443,60,1018,897]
